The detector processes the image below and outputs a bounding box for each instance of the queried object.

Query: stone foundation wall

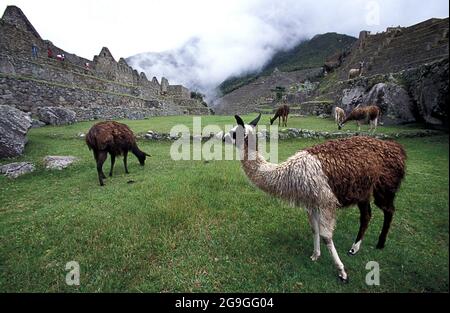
[0,75,186,120]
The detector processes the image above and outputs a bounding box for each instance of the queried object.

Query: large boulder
[340,86,365,111]
[0,162,35,178]
[363,83,416,125]
[37,107,76,125]
[404,58,449,127]
[0,105,32,158]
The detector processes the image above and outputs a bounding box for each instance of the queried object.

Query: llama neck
[240,147,280,195]
[131,145,144,158]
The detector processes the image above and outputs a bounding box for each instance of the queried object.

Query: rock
[363,83,415,124]
[0,105,32,158]
[0,162,35,178]
[404,58,449,127]
[31,119,46,128]
[341,86,365,110]
[37,107,76,125]
[43,156,78,170]
[77,132,85,138]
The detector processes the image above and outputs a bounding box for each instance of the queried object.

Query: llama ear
[235,115,245,127]
[249,113,261,127]
[145,152,152,157]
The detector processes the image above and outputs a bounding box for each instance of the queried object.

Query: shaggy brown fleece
[343,105,380,124]
[270,104,290,126]
[86,121,149,186]
[306,136,406,207]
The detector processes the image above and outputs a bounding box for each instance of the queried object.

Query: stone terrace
[337,17,449,80]
[0,5,210,120]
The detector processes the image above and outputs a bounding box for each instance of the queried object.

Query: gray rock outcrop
[402,58,449,127]
[0,161,35,178]
[43,155,78,170]
[0,105,32,158]
[37,106,76,125]
[363,83,415,124]
[31,119,46,128]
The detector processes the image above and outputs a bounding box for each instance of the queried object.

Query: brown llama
[86,121,150,186]
[270,104,290,127]
[339,105,381,133]
[223,114,406,282]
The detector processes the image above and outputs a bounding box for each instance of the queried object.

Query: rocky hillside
[214,17,449,129]
[334,18,449,80]
[316,17,449,129]
[218,33,356,96]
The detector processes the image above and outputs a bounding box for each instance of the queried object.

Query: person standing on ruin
[31,43,38,59]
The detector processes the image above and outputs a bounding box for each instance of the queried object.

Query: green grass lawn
[28,114,432,138]
[0,115,448,292]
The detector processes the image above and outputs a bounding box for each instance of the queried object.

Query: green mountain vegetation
[218,33,356,95]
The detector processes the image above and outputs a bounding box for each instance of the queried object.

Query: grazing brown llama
[334,107,345,129]
[339,105,381,133]
[86,121,150,186]
[270,104,290,127]
[223,114,406,282]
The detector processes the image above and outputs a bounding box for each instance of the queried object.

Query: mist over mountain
[127,33,307,102]
[125,0,449,104]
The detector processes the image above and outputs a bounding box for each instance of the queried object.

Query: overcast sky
[1,0,448,97]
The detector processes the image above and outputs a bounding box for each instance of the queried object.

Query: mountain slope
[218,33,356,95]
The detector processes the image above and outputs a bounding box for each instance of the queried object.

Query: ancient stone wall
[337,17,449,80]
[0,75,189,119]
[0,5,210,120]
[168,85,190,99]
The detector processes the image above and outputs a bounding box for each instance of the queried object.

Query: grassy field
[25,114,433,137]
[0,115,448,292]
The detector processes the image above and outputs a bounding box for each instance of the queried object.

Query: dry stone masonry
[0,5,210,124]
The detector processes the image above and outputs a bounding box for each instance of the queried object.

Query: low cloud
[127,0,448,102]
[5,0,445,103]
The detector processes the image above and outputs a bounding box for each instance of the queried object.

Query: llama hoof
[338,274,349,284]
[310,252,321,261]
[347,241,361,256]
[376,243,385,249]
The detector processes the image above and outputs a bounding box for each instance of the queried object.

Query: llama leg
[319,212,348,282]
[109,154,115,177]
[357,121,361,132]
[348,201,372,255]
[374,191,395,249]
[97,151,107,186]
[307,210,321,261]
[322,236,348,282]
[377,209,394,249]
[372,118,378,134]
[123,151,129,174]
[93,150,99,162]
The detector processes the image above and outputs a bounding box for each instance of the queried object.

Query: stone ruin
[0,5,211,122]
